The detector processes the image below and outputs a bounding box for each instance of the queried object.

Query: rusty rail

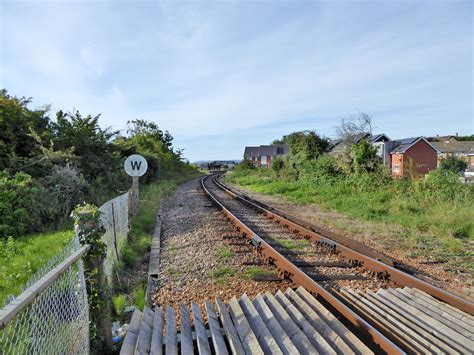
[201,175,405,354]
[212,174,474,316]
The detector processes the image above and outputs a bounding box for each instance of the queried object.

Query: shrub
[439,155,468,174]
[271,157,285,174]
[0,171,40,238]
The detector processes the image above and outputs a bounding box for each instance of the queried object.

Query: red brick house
[389,137,440,177]
[243,145,289,168]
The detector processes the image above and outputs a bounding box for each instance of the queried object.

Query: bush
[0,172,40,238]
[271,157,284,174]
[439,155,468,174]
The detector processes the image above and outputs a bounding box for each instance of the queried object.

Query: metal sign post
[124,154,148,218]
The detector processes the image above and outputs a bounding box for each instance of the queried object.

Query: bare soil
[226,181,474,301]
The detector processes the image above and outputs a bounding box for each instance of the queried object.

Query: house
[429,137,474,168]
[389,137,440,177]
[243,144,289,168]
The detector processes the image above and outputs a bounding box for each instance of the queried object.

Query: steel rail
[201,175,404,355]
[213,175,474,316]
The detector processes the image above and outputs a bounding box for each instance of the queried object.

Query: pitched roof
[371,133,391,143]
[243,146,259,158]
[243,144,289,158]
[389,137,440,154]
[431,140,474,154]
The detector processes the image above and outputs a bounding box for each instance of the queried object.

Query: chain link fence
[0,236,89,354]
[0,188,137,353]
[98,191,130,284]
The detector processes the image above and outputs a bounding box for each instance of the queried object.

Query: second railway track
[201,173,474,354]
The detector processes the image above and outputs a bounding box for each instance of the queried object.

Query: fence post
[73,203,113,351]
[129,176,139,220]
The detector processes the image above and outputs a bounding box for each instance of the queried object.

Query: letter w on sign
[130,160,142,170]
[124,154,148,177]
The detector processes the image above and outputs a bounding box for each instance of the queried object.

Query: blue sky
[1,1,472,162]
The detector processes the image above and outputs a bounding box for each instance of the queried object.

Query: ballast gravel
[151,177,294,323]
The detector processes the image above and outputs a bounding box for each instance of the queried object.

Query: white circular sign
[124,154,148,177]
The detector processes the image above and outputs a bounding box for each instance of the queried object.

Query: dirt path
[151,178,294,322]
[226,180,474,301]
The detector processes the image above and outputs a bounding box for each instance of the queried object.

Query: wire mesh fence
[0,236,89,354]
[98,191,130,284]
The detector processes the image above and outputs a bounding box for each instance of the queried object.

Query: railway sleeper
[308,273,368,282]
[293,260,355,268]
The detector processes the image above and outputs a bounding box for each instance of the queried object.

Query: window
[277,147,284,154]
[394,164,399,173]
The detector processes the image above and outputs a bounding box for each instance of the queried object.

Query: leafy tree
[0,90,51,176]
[282,131,330,161]
[439,155,468,174]
[351,140,380,173]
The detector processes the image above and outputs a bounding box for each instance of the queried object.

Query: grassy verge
[227,169,474,275]
[0,229,73,304]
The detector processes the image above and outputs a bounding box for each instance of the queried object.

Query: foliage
[73,203,109,350]
[455,135,474,141]
[282,130,330,161]
[0,229,72,304]
[439,155,468,174]
[132,284,146,310]
[271,156,285,174]
[112,294,128,316]
[227,146,474,274]
[0,171,40,238]
[351,140,380,173]
[236,158,254,171]
[0,89,197,237]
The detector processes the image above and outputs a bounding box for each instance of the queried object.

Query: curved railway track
[201,173,474,354]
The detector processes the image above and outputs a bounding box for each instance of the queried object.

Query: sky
[1,1,472,162]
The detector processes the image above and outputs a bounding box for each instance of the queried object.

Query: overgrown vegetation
[0,230,73,304]
[229,122,474,274]
[0,89,196,238]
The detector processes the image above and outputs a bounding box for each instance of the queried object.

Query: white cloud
[1,1,472,161]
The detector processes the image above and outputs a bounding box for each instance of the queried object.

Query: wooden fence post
[73,203,113,351]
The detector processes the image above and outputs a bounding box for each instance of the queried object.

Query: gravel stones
[151,178,294,321]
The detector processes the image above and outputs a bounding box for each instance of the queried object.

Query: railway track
[201,173,474,354]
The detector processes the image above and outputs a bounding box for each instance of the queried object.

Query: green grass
[243,266,276,279]
[210,266,237,285]
[112,294,128,316]
[211,266,237,278]
[217,246,234,261]
[0,230,73,304]
[274,238,310,250]
[131,282,147,310]
[227,169,474,275]
[166,267,181,281]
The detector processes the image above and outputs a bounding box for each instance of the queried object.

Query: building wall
[404,140,438,176]
[391,153,404,177]
[391,140,437,177]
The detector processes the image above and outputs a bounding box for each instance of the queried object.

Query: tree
[282,131,330,161]
[335,112,374,141]
[439,155,468,174]
[0,89,51,176]
[351,140,380,173]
